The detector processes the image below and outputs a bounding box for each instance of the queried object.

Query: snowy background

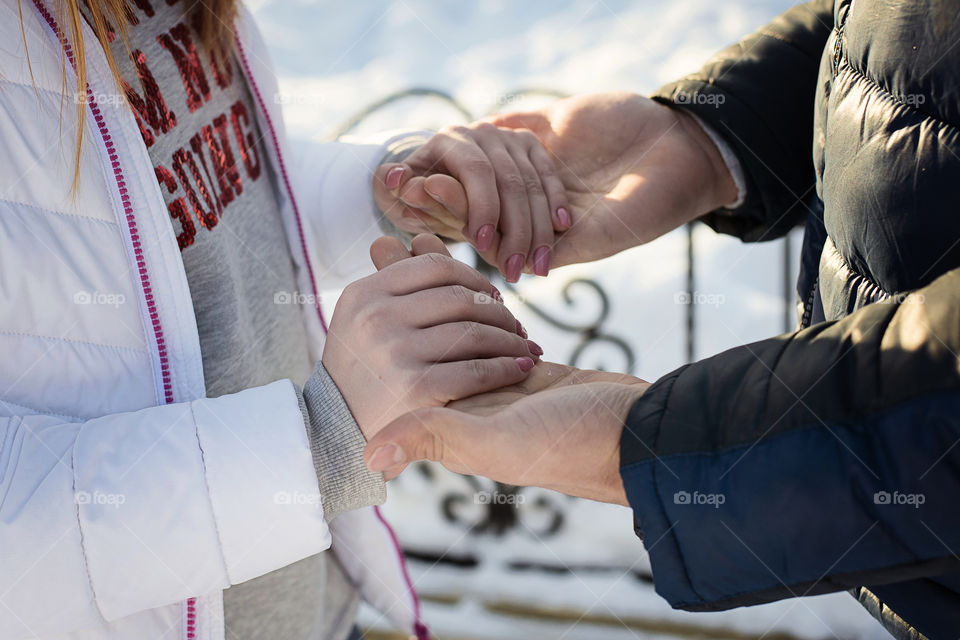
[249,1,888,638]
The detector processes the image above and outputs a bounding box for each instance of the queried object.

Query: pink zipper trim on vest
[374,506,428,639]
[234,35,328,332]
[29,0,175,407]
[29,0,187,634]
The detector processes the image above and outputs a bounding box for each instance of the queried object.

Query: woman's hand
[363,361,650,506]
[372,124,570,282]
[487,91,739,267]
[322,240,542,440]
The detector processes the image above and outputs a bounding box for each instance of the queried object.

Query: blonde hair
[24,0,238,186]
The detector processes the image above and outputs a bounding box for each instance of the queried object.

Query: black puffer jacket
[619,2,960,639]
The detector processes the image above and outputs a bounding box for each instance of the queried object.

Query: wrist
[567,381,649,507]
[300,363,386,521]
[673,107,740,213]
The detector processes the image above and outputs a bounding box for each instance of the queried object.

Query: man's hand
[372,125,570,281]
[366,233,649,505]
[363,362,649,505]
[488,91,739,267]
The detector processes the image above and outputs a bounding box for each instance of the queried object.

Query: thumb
[363,407,476,476]
[369,236,412,271]
[372,162,413,220]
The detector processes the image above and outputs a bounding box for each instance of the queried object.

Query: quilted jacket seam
[0,197,120,227]
[837,57,960,133]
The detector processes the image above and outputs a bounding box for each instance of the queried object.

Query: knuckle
[422,252,455,275]
[442,124,469,137]
[500,173,526,195]
[459,321,484,348]
[468,358,497,386]
[475,121,498,135]
[355,297,387,330]
[450,285,477,308]
[523,176,545,196]
[418,427,445,463]
[517,128,538,143]
[464,156,494,176]
[538,163,558,181]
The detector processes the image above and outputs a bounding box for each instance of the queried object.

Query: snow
[249,0,889,637]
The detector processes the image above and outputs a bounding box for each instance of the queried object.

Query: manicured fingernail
[368,444,406,472]
[556,207,571,229]
[505,253,524,283]
[515,356,535,372]
[533,246,551,277]
[385,167,405,190]
[476,224,495,252]
[526,340,544,356]
[492,285,504,303]
[516,320,528,338]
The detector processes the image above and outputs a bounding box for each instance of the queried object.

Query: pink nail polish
[526,340,544,356]
[557,207,572,229]
[492,285,504,303]
[515,356,535,372]
[505,253,524,283]
[385,167,405,190]
[476,224,495,252]
[516,320,528,338]
[533,246,551,277]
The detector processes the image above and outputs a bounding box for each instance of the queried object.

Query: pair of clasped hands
[321,92,739,505]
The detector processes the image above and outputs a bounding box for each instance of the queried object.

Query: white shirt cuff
[686,112,747,209]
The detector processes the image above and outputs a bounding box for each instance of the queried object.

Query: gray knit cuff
[374,133,432,245]
[298,363,386,521]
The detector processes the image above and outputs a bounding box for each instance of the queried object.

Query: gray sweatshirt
[85,2,391,638]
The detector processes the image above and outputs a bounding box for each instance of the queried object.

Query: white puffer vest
[0,1,426,638]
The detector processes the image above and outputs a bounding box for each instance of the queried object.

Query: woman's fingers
[417,322,539,362]
[528,142,572,232]
[377,252,502,297]
[505,131,554,276]
[419,356,536,404]
[471,125,534,281]
[405,284,522,335]
[406,134,502,253]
